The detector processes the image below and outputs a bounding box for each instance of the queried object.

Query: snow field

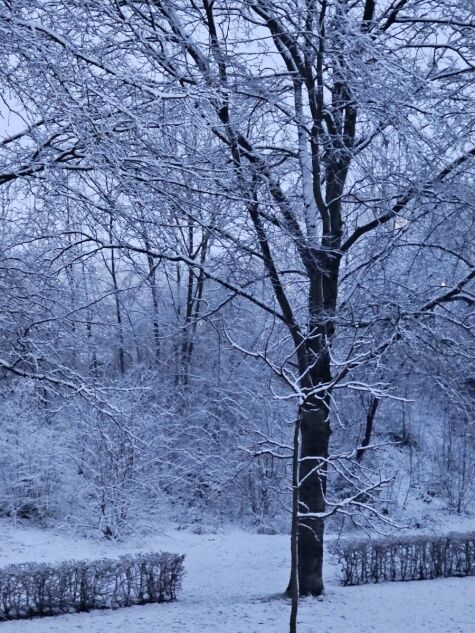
[0,521,473,633]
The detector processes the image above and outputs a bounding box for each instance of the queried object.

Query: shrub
[331,532,475,586]
[0,551,185,621]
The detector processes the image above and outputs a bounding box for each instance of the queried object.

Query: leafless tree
[0,3,473,618]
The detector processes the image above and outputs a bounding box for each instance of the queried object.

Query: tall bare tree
[0,0,474,602]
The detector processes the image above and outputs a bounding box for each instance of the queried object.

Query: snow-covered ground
[0,520,473,632]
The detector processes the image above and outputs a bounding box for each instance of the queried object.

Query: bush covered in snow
[332,532,475,586]
[0,551,184,621]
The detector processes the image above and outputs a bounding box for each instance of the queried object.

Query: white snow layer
[0,521,473,632]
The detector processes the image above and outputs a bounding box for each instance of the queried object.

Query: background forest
[0,0,473,559]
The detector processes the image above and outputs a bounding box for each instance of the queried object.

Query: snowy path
[0,522,473,632]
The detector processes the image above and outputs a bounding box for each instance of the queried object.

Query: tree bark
[297,399,331,596]
[357,396,378,462]
[289,417,300,632]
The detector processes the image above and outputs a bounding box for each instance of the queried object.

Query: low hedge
[331,532,475,586]
[0,551,184,621]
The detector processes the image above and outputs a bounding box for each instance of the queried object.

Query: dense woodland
[0,0,473,603]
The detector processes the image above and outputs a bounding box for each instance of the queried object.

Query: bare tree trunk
[182,234,208,383]
[289,417,300,633]
[108,218,125,375]
[357,396,379,462]
[111,253,125,376]
[174,262,182,386]
[297,399,330,596]
[86,319,98,379]
[181,262,194,385]
[144,240,161,364]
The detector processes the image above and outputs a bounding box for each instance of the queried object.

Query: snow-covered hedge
[0,552,184,621]
[332,532,475,586]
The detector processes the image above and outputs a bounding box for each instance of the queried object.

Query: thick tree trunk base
[286,401,329,597]
[286,519,325,596]
[298,517,325,595]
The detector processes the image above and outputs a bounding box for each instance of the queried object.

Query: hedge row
[331,532,475,586]
[0,551,185,621]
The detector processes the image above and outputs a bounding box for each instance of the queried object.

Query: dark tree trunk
[145,243,161,364]
[289,417,300,633]
[297,399,331,596]
[357,396,378,462]
[108,217,125,375]
[291,251,338,596]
